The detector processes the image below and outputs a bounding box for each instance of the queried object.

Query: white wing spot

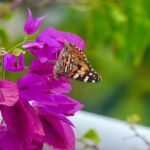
[84,76,89,82]
[92,80,95,83]
[84,57,87,61]
[73,73,80,79]
[89,73,93,76]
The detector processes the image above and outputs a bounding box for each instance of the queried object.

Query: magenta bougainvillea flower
[17,59,83,123]
[0,8,85,150]
[0,78,82,150]
[3,53,24,72]
[0,125,24,150]
[41,115,75,150]
[17,59,83,149]
[0,80,44,149]
[18,60,72,98]
[23,27,86,62]
[24,8,45,35]
[1,100,44,150]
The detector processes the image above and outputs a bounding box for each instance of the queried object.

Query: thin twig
[77,138,100,150]
[129,124,150,150]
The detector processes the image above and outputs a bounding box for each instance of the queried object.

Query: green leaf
[12,48,25,56]
[127,113,141,124]
[82,129,101,144]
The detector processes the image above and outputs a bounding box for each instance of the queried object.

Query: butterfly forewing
[54,42,101,83]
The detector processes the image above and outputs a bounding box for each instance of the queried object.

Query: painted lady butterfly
[54,42,102,83]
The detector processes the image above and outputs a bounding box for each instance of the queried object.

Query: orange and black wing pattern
[54,42,101,83]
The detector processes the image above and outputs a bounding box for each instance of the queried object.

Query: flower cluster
[0,9,85,150]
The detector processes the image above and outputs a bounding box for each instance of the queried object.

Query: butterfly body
[54,42,101,83]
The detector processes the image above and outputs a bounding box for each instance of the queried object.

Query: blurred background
[0,0,150,126]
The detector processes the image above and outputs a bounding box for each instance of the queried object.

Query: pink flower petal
[1,100,44,144]
[24,8,45,35]
[0,126,23,150]
[41,115,75,150]
[22,41,44,49]
[0,80,19,106]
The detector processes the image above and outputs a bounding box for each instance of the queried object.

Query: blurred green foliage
[0,0,150,125]
[127,113,141,124]
[82,129,101,144]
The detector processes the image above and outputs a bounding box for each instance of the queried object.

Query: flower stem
[129,124,150,150]
[0,56,3,80]
[0,55,5,80]
[0,67,2,80]
[7,35,30,52]
[2,67,5,79]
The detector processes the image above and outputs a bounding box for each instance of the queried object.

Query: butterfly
[54,42,102,83]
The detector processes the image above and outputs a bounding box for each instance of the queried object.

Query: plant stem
[7,35,30,52]
[129,124,150,150]
[8,41,26,52]
[77,138,100,150]
[2,67,5,79]
[0,56,3,80]
[0,55,5,80]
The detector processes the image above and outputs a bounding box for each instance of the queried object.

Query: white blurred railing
[71,111,150,150]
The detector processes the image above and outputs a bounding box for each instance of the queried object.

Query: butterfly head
[63,41,74,51]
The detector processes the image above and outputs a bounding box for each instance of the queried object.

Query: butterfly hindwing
[54,42,101,83]
[68,58,100,83]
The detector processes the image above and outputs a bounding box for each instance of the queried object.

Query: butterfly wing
[65,44,101,83]
[54,46,74,78]
[54,42,101,83]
